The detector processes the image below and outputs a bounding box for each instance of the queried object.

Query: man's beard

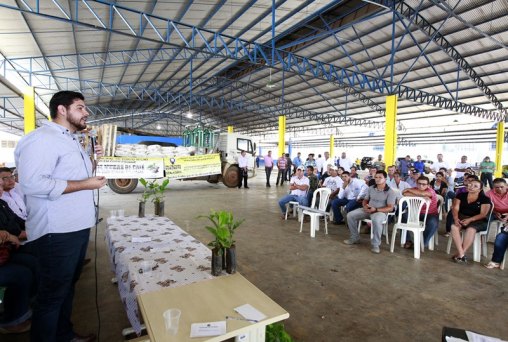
[68,116,87,130]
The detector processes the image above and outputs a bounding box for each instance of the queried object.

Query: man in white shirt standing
[15,90,107,342]
[238,150,249,189]
[315,154,325,178]
[338,152,352,172]
[431,153,450,174]
[278,166,309,219]
[454,155,471,182]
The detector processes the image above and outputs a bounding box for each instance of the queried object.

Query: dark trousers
[238,168,248,188]
[480,172,493,189]
[276,169,286,185]
[30,229,90,342]
[285,167,292,181]
[492,231,508,263]
[0,252,37,326]
[265,166,273,185]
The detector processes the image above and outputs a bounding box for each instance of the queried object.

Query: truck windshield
[237,138,253,154]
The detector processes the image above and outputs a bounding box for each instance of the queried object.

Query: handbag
[0,243,13,266]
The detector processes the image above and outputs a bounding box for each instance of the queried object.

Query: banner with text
[164,153,222,179]
[96,157,165,179]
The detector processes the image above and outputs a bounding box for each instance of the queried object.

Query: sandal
[403,241,413,249]
[483,261,500,269]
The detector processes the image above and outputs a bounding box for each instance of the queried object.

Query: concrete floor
[5,171,508,342]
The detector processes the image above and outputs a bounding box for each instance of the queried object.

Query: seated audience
[390,172,411,199]
[401,176,439,249]
[343,170,396,254]
[450,178,491,263]
[278,166,309,218]
[331,171,365,225]
[406,170,421,188]
[0,177,26,241]
[0,168,27,221]
[484,216,508,269]
[321,166,343,206]
[306,166,319,205]
[349,166,359,179]
[0,230,37,334]
[430,171,448,197]
[364,166,377,187]
[444,175,481,237]
[486,178,508,221]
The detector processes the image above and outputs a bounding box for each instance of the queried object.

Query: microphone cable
[92,155,102,341]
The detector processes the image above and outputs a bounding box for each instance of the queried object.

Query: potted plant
[200,210,244,275]
[139,178,169,216]
[138,178,152,217]
[152,179,169,216]
[223,211,244,274]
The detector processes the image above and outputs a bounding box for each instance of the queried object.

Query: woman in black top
[450,179,491,263]
[430,171,448,197]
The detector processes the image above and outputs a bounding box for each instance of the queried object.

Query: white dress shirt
[14,121,96,242]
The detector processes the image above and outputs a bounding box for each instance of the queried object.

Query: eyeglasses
[1,175,15,181]
[417,183,428,186]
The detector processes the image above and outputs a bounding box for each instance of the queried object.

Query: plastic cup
[117,209,125,217]
[109,210,118,218]
[140,261,152,274]
[163,309,181,335]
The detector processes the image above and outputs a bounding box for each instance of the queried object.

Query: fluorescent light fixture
[266,68,276,88]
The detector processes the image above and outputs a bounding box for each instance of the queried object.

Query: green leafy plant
[266,323,293,342]
[139,178,151,203]
[199,210,244,250]
[139,178,169,203]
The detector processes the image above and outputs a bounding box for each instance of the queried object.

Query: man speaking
[15,91,107,342]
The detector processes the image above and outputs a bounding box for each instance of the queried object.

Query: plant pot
[154,201,165,216]
[211,248,222,276]
[226,245,236,274]
[138,201,145,218]
[221,248,226,270]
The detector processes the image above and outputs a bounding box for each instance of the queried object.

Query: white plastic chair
[446,202,494,262]
[356,212,394,245]
[285,201,300,220]
[299,188,332,238]
[390,197,429,259]
[427,195,444,250]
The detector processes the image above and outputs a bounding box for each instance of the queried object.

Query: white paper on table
[190,321,226,338]
[131,237,151,243]
[446,337,468,342]
[466,331,505,342]
[234,304,266,323]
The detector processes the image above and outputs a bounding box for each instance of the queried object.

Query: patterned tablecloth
[105,215,214,334]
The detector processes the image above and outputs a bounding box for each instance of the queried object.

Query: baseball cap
[297,165,305,171]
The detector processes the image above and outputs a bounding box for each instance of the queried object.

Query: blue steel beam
[6,48,214,75]
[0,0,503,122]
[392,0,505,111]
[127,0,260,112]
[109,0,190,107]
[31,75,382,130]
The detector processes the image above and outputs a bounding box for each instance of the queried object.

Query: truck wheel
[223,166,239,188]
[108,179,138,194]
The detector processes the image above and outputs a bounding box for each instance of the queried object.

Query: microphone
[89,129,98,161]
